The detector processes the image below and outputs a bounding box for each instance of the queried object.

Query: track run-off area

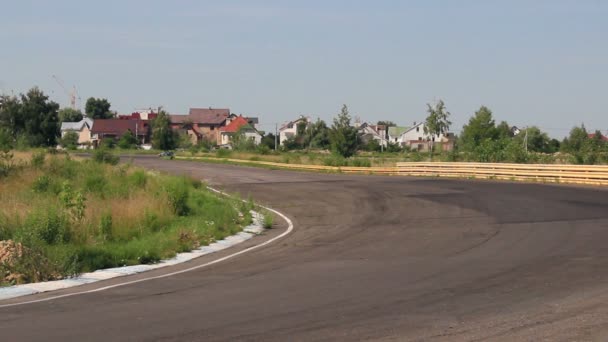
[2,155,608,341]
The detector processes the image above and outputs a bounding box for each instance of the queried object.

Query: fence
[176,156,608,185]
[395,162,608,185]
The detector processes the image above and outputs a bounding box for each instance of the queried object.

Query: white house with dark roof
[279,115,310,145]
[398,121,454,151]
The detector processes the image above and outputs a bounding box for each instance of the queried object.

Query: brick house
[170,108,230,145]
[90,119,150,147]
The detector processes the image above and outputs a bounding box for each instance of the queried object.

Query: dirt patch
[0,240,26,284]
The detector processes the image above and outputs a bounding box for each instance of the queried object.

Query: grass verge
[0,151,252,286]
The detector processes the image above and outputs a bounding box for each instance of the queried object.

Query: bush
[163,177,190,216]
[32,175,52,193]
[0,128,13,150]
[93,148,120,165]
[323,155,348,167]
[26,207,71,245]
[256,144,271,155]
[100,138,116,149]
[31,151,46,167]
[216,149,232,158]
[351,158,371,167]
[99,213,113,241]
[60,132,79,150]
[118,131,137,149]
[128,170,147,188]
[262,210,274,229]
[84,173,107,194]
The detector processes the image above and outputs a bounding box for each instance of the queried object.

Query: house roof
[220,116,253,133]
[280,116,310,131]
[388,126,410,137]
[188,108,230,124]
[589,133,608,141]
[61,118,93,131]
[168,114,190,124]
[91,119,148,136]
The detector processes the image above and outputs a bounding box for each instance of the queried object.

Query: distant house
[228,113,259,130]
[219,115,262,146]
[279,115,310,145]
[90,119,150,147]
[387,126,410,144]
[118,111,158,121]
[358,123,388,146]
[170,108,230,145]
[398,121,454,152]
[60,118,94,146]
[511,126,522,136]
[588,133,608,142]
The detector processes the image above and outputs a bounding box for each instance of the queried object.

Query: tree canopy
[329,105,359,158]
[58,108,84,122]
[0,87,60,147]
[459,106,498,152]
[85,97,113,119]
[377,120,397,127]
[151,110,177,150]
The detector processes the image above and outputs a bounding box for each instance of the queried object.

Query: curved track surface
[2,156,608,341]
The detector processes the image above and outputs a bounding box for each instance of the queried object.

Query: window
[210,126,214,130]
[416,127,419,132]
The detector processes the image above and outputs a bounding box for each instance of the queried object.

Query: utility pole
[275,123,278,151]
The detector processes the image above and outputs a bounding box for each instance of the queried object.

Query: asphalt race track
[2,156,608,341]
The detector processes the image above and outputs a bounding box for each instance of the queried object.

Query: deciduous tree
[424,100,452,157]
[85,97,113,119]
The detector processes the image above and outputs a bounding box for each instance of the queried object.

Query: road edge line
[0,186,293,308]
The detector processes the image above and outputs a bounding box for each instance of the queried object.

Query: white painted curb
[0,186,294,307]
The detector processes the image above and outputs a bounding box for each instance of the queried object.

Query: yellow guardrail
[175,156,608,185]
[395,162,608,185]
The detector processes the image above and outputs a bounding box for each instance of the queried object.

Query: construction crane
[52,75,81,110]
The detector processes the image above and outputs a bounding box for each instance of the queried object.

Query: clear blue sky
[1,0,607,137]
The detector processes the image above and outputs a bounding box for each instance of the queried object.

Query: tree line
[0,87,116,150]
[2,87,606,164]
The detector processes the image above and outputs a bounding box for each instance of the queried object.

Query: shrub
[216,149,232,158]
[0,128,13,150]
[262,210,274,229]
[60,132,79,150]
[32,175,51,193]
[31,150,46,167]
[93,148,120,165]
[163,177,190,216]
[99,213,113,241]
[256,144,271,155]
[118,131,138,149]
[84,173,107,194]
[27,207,71,245]
[351,158,371,167]
[410,151,423,162]
[128,170,147,188]
[100,138,116,149]
[323,155,347,167]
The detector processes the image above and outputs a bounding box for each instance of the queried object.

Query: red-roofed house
[219,115,262,146]
[90,119,150,147]
[169,108,231,145]
[588,133,608,142]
